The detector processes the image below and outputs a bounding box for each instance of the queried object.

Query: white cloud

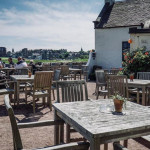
[0,0,102,51]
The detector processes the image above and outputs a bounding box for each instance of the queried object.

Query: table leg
[16,81,20,106]
[74,72,76,80]
[142,86,146,106]
[54,110,61,145]
[14,82,17,105]
[80,71,81,80]
[104,143,108,150]
[90,139,100,150]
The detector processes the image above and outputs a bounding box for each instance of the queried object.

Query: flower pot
[113,99,124,113]
[129,74,134,81]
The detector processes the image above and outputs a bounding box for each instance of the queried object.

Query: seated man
[15,57,28,69]
[28,60,36,74]
[8,57,15,67]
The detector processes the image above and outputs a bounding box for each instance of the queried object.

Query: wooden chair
[0,79,14,103]
[15,68,28,75]
[110,69,120,75]
[97,75,128,150]
[72,65,81,69]
[137,72,150,80]
[4,95,90,150]
[107,75,129,98]
[106,75,129,149]
[60,65,72,80]
[25,71,53,113]
[50,65,60,71]
[51,69,61,100]
[95,70,107,99]
[56,80,88,143]
[42,64,51,71]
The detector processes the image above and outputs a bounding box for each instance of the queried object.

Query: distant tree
[59,54,64,59]
[64,52,69,58]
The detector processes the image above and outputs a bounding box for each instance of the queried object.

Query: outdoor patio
[0,81,149,150]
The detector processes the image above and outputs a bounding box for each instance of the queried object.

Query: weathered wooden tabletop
[69,68,82,80]
[69,68,82,71]
[127,79,150,105]
[1,68,15,70]
[10,75,34,81]
[53,99,150,150]
[10,75,34,105]
[128,79,150,86]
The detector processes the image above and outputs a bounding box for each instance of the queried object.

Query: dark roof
[94,0,150,29]
[129,27,150,33]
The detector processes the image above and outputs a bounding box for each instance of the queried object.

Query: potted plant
[111,94,127,113]
[129,73,134,81]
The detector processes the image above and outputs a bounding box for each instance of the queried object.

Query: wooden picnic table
[128,79,150,106]
[10,75,34,105]
[53,99,150,150]
[69,68,82,80]
[1,68,15,77]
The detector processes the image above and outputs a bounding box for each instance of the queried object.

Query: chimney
[105,0,115,5]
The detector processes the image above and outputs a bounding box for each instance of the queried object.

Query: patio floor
[0,81,149,150]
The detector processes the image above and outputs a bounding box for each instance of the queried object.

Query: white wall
[95,27,130,69]
[86,52,96,77]
[130,33,150,51]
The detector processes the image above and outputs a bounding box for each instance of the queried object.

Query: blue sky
[0,0,104,52]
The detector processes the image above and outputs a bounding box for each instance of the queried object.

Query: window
[122,41,130,61]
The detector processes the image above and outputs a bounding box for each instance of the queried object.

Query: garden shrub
[122,47,150,77]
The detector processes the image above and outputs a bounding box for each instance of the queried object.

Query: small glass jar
[28,70,32,78]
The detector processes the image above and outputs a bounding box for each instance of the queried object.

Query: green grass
[1,57,88,64]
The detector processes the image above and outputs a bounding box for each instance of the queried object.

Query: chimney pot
[105,0,115,5]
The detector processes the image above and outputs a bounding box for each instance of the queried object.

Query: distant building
[7,51,12,57]
[12,48,14,53]
[0,47,7,57]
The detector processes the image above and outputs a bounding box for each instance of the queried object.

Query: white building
[129,25,150,51]
[93,0,150,69]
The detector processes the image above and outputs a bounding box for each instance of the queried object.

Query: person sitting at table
[0,58,4,68]
[15,57,28,69]
[22,57,25,62]
[28,60,36,74]
[8,57,15,67]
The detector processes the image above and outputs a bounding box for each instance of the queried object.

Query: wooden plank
[17,120,64,129]
[53,99,150,141]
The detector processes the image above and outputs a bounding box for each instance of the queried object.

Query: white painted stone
[86,52,96,77]
[130,33,150,51]
[95,27,131,69]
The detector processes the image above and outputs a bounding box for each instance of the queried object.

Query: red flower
[119,68,123,71]
[124,55,128,60]
[145,52,149,55]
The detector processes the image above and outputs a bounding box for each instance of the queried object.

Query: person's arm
[15,64,22,69]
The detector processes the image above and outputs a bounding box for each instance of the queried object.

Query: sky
[0,0,104,52]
